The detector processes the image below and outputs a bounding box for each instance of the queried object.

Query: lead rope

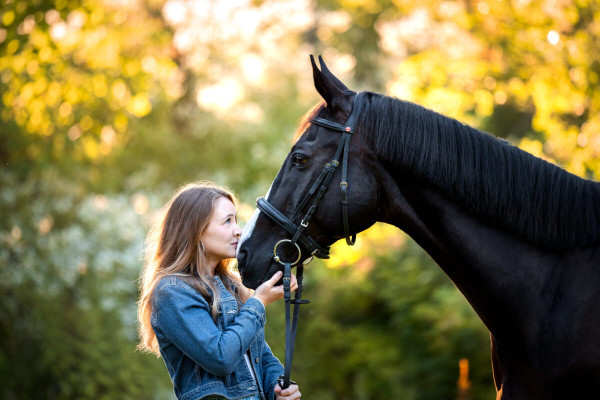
[278,262,309,390]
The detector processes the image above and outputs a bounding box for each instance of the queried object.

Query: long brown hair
[137,181,251,355]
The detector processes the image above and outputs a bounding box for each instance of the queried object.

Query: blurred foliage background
[1,0,599,399]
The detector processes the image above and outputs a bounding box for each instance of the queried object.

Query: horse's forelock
[292,101,326,143]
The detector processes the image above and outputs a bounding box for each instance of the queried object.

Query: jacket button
[255,357,259,363]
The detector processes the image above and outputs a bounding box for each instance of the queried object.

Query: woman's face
[201,196,242,268]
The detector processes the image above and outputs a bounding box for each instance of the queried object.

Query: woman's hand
[274,383,301,399]
[252,271,298,306]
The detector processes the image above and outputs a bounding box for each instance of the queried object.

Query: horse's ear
[318,55,349,91]
[311,55,352,115]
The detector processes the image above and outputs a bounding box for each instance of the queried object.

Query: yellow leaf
[2,11,15,26]
[127,93,152,117]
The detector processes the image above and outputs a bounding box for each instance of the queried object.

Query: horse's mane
[357,92,600,250]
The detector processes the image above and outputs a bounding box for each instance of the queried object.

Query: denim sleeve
[260,341,285,400]
[154,283,266,376]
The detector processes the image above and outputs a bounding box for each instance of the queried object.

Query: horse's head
[237,56,381,289]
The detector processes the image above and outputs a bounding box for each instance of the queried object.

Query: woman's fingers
[275,383,301,399]
[289,273,298,291]
[265,270,284,287]
[253,271,300,306]
[253,271,283,306]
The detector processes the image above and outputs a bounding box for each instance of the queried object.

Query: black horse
[236,56,600,399]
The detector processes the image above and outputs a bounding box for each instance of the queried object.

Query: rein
[257,92,368,389]
[277,261,308,390]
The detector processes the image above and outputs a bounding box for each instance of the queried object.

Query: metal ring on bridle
[302,256,314,266]
[273,239,302,266]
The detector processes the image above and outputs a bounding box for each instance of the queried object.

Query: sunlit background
[1,0,599,398]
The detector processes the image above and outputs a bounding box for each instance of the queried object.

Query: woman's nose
[234,223,242,237]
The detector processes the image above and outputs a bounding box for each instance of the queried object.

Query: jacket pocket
[220,297,239,326]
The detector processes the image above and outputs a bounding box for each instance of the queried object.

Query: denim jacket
[151,275,284,400]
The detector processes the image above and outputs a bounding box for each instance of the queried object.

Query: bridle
[256,92,368,389]
[256,91,368,265]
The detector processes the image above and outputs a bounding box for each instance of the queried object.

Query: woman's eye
[292,154,307,165]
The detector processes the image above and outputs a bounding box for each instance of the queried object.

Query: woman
[138,182,301,400]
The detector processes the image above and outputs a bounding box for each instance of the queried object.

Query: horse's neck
[380,174,552,331]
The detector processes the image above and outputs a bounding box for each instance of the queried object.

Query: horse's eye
[292,154,308,166]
